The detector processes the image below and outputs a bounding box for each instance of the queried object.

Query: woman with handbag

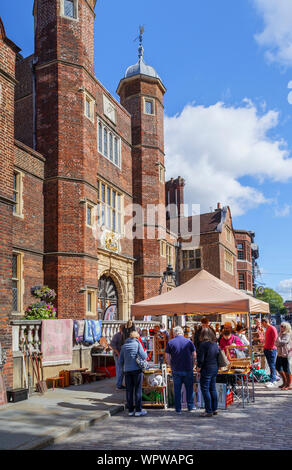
[197,328,220,417]
[275,322,292,390]
[119,331,148,417]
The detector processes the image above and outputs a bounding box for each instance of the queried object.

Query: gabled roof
[199,210,222,233]
[0,17,21,53]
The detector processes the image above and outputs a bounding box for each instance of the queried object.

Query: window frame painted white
[97,119,121,169]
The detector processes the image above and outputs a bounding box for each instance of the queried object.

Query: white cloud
[274,203,292,217]
[253,0,292,67]
[277,278,292,298]
[165,101,292,216]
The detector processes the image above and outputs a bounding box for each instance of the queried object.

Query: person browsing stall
[235,324,250,346]
[193,317,216,351]
[197,328,220,417]
[262,317,278,388]
[165,326,196,413]
[219,322,244,359]
[110,324,126,391]
[119,331,147,417]
[275,322,292,391]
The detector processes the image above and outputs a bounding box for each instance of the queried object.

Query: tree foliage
[256,288,288,315]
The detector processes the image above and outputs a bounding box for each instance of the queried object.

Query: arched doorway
[98,275,119,320]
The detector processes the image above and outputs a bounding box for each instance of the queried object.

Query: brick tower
[0,19,20,387]
[117,30,170,302]
[33,0,98,317]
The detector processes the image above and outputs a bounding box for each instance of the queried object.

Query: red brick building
[0,2,179,387]
[0,2,261,389]
[234,230,259,296]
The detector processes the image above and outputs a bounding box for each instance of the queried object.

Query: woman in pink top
[219,323,244,359]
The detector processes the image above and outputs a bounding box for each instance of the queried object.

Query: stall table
[217,368,254,408]
[91,352,115,377]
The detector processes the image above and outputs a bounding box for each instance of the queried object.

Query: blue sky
[1,0,292,300]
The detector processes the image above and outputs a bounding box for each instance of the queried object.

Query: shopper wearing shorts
[275,322,292,391]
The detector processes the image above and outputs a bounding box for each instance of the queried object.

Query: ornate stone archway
[98,269,127,320]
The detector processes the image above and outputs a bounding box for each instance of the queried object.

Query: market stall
[131,269,270,410]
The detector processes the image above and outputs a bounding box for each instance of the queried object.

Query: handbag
[135,342,149,370]
[136,354,149,370]
[218,348,229,368]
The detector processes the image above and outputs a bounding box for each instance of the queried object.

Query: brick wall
[118,75,168,302]
[235,230,253,292]
[13,140,45,315]
[0,20,19,388]
[14,55,34,148]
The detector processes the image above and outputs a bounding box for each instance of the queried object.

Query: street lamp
[159,264,177,295]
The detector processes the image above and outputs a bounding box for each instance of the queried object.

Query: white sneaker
[128,412,135,416]
[135,410,147,417]
[265,382,276,388]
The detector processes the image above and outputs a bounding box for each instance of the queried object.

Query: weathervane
[134,25,145,60]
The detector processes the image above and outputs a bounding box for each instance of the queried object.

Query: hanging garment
[84,320,102,344]
[73,320,85,344]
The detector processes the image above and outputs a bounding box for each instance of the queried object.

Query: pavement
[0,377,125,450]
[1,377,292,451]
[46,381,292,451]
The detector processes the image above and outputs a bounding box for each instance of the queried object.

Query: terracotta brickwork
[178,207,237,288]
[118,75,171,302]
[0,20,20,388]
[234,229,253,294]
[14,55,34,148]
[0,2,260,390]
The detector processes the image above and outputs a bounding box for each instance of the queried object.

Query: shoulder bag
[135,342,149,370]
[218,347,229,368]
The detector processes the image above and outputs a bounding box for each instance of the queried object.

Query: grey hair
[173,326,184,337]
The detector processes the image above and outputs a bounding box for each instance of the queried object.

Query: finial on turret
[138,25,145,60]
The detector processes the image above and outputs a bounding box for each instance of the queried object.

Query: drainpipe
[31,56,38,150]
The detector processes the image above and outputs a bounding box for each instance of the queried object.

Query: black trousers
[125,370,143,412]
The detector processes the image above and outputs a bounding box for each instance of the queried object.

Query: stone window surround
[143,96,155,116]
[97,119,121,169]
[86,288,97,317]
[86,201,96,228]
[12,251,24,315]
[60,0,79,21]
[84,91,95,123]
[13,170,24,219]
[224,248,234,275]
[97,179,124,235]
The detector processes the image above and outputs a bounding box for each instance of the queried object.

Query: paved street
[45,383,292,450]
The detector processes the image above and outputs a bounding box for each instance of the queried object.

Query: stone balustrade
[11,319,160,353]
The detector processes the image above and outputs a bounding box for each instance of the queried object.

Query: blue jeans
[125,370,143,413]
[200,367,218,414]
[264,349,277,382]
[172,371,194,412]
[114,354,124,388]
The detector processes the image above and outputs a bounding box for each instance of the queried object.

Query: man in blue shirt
[166,326,196,413]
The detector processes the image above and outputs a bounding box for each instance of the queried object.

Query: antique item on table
[99,336,111,352]
[91,343,105,354]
